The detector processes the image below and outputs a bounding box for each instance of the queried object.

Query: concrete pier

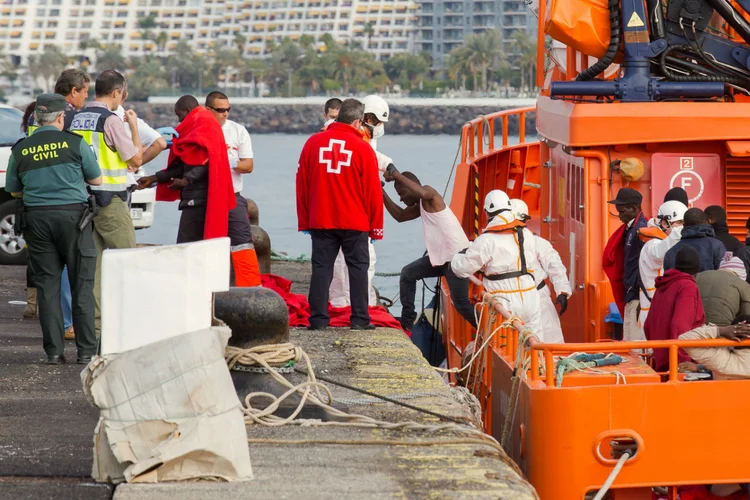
[0,262,537,499]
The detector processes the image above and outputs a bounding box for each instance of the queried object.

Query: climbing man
[509,199,571,343]
[382,165,476,332]
[451,190,542,333]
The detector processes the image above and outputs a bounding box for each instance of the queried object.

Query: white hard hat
[484,190,511,213]
[362,95,389,123]
[509,199,529,220]
[657,200,688,224]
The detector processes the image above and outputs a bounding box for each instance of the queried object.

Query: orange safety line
[490,286,537,294]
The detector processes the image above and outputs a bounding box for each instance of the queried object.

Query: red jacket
[296,122,384,239]
[644,269,706,372]
[156,106,236,240]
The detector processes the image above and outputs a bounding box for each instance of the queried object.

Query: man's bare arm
[235,158,254,173]
[142,137,167,165]
[383,189,420,223]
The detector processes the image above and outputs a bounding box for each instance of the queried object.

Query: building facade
[416,0,535,68]
[0,0,419,63]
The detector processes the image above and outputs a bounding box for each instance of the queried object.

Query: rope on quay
[223,343,521,469]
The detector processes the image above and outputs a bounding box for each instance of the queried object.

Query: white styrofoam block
[100,238,231,355]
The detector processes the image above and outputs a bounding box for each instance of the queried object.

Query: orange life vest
[638,226,667,243]
[481,215,533,282]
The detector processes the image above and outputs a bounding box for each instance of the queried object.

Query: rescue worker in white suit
[451,190,542,333]
[509,199,571,343]
[637,200,687,337]
[329,95,394,307]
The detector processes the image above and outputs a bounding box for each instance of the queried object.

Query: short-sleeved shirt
[85,101,138,163]
[222,119,253,193]
[6,126,101,207]
[114,105,162,186]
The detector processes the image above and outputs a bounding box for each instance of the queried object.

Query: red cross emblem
[319,139,352,174]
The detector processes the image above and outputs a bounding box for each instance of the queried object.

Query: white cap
[509,199,529,219]
[484,190,511,213]
[657,200,688,224]
[362,95,389,123]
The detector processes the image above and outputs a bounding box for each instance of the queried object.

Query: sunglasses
[208,106,231,114]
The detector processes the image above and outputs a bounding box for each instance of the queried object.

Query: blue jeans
[61,266,72,330]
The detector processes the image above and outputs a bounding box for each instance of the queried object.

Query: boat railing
[459,106,536,167]
[470,280,750,387]
[527,338,750,385]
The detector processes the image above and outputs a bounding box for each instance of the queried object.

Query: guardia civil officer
[6,94,102,365]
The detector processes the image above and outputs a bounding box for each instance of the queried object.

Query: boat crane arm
[534,235,572,296]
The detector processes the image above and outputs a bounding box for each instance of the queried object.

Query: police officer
[5,94,102,365]
[68,70,142,336]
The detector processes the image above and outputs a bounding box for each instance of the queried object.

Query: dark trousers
[399,255,476,331]
[309,229,370,327]
[25,209,97,357]
[176,194,253,247]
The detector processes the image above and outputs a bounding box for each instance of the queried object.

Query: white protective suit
[328,139,393,307]
[530,235,572,343]
[451,212,542,333]
[637,222,683,333]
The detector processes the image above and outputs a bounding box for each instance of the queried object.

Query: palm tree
[447,44,477,90]
[234,33,247,55]
[0,48,18,91]
[138,14,158,42]
[384,53,429,89]
[37,46,68,91]
[156,32,169,53]
[95,44,128,72]
[509,30,536,91]
[463,29,503,93]
[364,23,375,51]
[127,56,169,100]
[212,45,242,90]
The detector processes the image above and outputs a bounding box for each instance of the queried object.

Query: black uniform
[156,159,253,247]
[6,123,101,363]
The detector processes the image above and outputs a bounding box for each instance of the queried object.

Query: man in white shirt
[206,91,261,286]
[114,89,167,197]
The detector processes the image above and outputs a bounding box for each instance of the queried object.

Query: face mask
[372,123,385,139]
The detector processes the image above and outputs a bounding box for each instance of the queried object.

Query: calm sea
[137,133,514,313]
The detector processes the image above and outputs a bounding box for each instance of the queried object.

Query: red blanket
[261,274,405,332]
[602,223,627,316]
[156,106,236,239]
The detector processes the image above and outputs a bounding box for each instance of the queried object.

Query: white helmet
[484,190,511,214]
[509,199,530,221]
[362,95,389,123]
[657,200,688,225]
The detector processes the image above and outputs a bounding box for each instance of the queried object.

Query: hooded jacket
[711,221,743,255]
[643,269,705,372]
[663,224,726,273]
[695,270,750,326]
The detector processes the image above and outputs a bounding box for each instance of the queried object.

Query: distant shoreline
[147,96,538,107]
[133,99,538,135]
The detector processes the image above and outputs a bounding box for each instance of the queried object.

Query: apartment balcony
[473,9,494,15]
[443,10,463,15]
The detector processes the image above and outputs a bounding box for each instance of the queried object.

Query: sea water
[137,133,518,314]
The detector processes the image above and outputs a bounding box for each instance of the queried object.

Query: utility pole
[287,68,292,97]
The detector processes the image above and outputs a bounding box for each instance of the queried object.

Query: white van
[0,103,156,265]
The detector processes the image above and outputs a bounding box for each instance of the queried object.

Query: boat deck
[0,262,536,499]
